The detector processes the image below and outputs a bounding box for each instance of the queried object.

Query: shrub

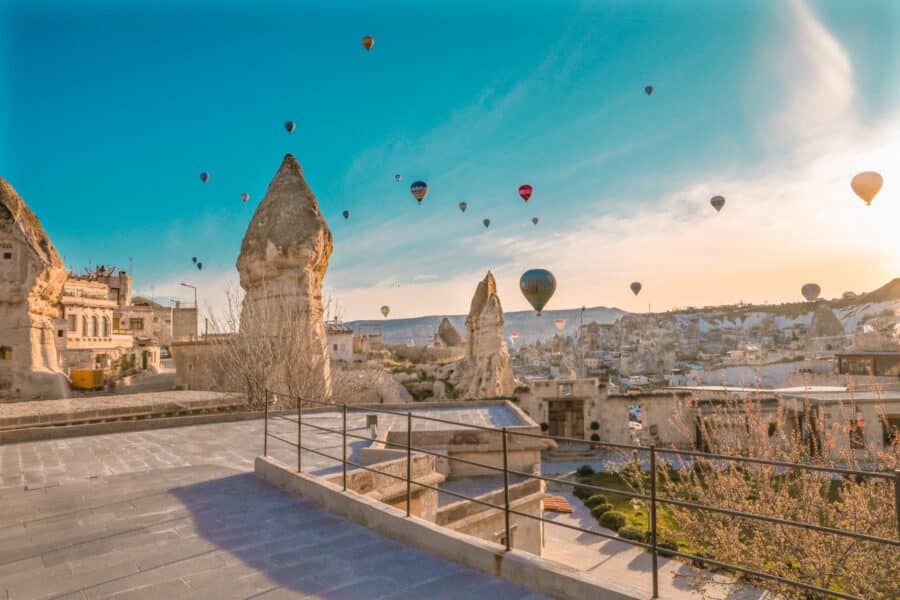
[599,510,627,531]
[618,526,648,543]
[576,464,595,477]
[590,420,600,430]
[590,433,601,442]
[573,485,594,500]
[590,503,614,518]
[585,494,608,508]
[540,422,549,432]
[658,537,679,553]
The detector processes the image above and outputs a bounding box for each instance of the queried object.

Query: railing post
[502,427,511,551]
[650,444,659,599]
[894,469,900,539]
[406,411,412,517]
[342,404,348,492]
[297,396,303,473]
[263,389,268,457]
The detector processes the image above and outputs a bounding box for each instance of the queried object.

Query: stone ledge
[254,455,647,600]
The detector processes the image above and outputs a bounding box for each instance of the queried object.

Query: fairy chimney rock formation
[454,271,515,399]
[236,154,334,398]
[0,177,69,399]
[434,317,463,348]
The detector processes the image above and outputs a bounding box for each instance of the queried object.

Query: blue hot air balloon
[342,210,350,219]
[410,181,428,204]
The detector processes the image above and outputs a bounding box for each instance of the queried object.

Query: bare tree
[203,283,331,409]
[620,380,899,599]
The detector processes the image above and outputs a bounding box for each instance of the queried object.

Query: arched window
[102,317,109,337]
[82,316,87,336]
[91,316,98,337]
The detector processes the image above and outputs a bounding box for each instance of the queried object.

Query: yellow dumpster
[70,369,105,390]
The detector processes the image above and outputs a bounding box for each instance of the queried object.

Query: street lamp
[179,282,197,308]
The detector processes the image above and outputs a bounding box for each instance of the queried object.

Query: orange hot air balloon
[362,36,374,51]
[850,171,883,206]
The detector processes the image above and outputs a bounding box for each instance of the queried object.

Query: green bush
[573,485,594,500]
[585,494,608,508]
[590,503,614,518]
[658,537,679,553]
[576,464,595,477]
[618,526,648,543]
[599,510,627,531]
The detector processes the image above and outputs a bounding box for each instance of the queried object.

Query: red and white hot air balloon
[554,319,566,331]
[518,184,533,202]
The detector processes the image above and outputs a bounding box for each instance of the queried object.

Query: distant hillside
[344,306,625,345]
[344,277,900,346]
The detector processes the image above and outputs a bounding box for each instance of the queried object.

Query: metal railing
[262,390,900,600]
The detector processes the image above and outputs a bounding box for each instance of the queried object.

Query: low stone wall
[437,478,545,555]
[324,453,444,521]
[255,456,645,600]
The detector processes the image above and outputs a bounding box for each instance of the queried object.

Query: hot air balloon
[241,192,250,203]
[518,184,533,202]
[342,210,350,219]
[645,85,653,96]
[850,171,883,206]
[801,283,821,302]
[510,332,520,343]
[395,174,401,183]
[554,319,566,331]
[410,181,428,204]
[483,218,490,228]
[362,36,374,51]
[192,257,198,264]
[520,269,557,316]
[630,282,642,296]
[459,202,468,213]
[196,262,203,271]
[284,121,296,134]
[200,172,209,184]
[380,305,390,318]
[710,195,725,213]
[531,217,539,225]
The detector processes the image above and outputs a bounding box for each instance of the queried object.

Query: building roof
[326,322,353,334]
[836,351,900,357]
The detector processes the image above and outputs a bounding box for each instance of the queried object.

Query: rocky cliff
[452,271,515,399]
[0,177,68,400]
[434,317,463,348]
[236,154,334,399]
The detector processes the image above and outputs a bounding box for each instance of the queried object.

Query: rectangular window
[849,419,866,450]
[129,318,144,331]
[882,415,900,447]
[0,346,11,360]
[333,344,338,351]
[68,315,77,332]
[2,252,11,259]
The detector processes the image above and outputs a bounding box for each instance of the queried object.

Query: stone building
[57,276,133,370]
[326,321,354,363]
[0,177,69,400]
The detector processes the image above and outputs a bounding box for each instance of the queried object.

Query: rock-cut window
[82,316,88,336]
[0,346,11,360]
[102,317,109,337]
[91,316,98,337]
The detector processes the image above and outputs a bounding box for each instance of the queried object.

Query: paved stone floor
[0,420,548,599]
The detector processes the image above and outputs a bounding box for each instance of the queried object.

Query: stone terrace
[0,418,548,599]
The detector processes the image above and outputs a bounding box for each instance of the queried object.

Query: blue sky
[3,0,899,321]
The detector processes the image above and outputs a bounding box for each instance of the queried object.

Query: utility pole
[579,305,586,378]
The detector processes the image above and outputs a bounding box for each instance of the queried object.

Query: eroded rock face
[452,271,514,399]
[236,154,333,399]
[433,317,463,348]
[0,177,69,400]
